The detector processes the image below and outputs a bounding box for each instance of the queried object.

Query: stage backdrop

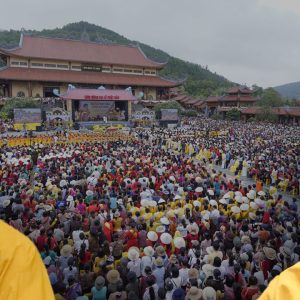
[77,100,114,121]
[14,108,42,130]
[14,108,41,123]
[161,109,179,121]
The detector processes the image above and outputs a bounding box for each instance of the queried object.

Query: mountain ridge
[273,81,300,99]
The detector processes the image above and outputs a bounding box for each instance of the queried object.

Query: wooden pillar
[28,81,32,97]
[128,100,132,120]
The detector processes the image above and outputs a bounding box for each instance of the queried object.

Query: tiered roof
[1,35,166,68]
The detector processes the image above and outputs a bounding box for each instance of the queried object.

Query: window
[44,63,56,68]
[31,62,44,67]
[81,65,102,72]
[20,62,28,66]
[133,70,143,74]
[43,86,60,97]
[71,65,81,70]
[113,68,124,73]
[17,91,25,97]
[11,61,20,66]
[124,69,133,73]
[57,64,69,69]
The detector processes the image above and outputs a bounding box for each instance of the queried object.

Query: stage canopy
[60,88,136,101]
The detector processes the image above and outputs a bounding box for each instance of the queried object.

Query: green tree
[153,101,183,118]
[226,108,241,121]
[1,98,40,119]
[258,88,284,107]
[252,84,263,97]
[255,107,278,123]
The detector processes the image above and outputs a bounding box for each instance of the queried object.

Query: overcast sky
[1,0,300,87]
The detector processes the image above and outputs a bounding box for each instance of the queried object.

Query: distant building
[241,106,300,125]
[0,34,182,101]
[207,86,258,116]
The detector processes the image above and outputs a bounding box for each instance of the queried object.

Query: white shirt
[72,230,84,243]
[179,268,190,286]
[74,239,89,253]
[127,258,142,278]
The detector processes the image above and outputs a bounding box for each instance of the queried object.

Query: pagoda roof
[242,106,300,116]
[0,67,181,87]
[221,95,257,102]
[206,96,221,103]
[1,34,166,69]
[226,86,253,94]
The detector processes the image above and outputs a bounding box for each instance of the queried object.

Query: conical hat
[147,231,158,242]
[231,206,241,214]
[174,237,186,249]
[160,232,172,244]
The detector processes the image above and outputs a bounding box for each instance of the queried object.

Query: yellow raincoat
[260,262,300,300]
[0,221,54,300]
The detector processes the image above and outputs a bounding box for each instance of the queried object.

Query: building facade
[0,34,181,99]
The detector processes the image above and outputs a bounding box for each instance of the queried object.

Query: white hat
[254,198,265,208]
[174,195,182,200]
[147,231,158,242]
[160,232,172,244]
[219,198,228,205]
[240,203,249,211]
[224,192,232,199]
[247,190,256,200]
[242,196,249,204]
[235,195,243,203]
[202,287,216,300]
[148,200,157,207]
[202,264,215,278]
[141,199,150,207]
[160,217,170,225]
[195,187,203,193]
[209,199,218,207]
[2,199,11,208]
[66,195,74,202]
[143,246,155,257]
[128,247,140,261]
[174,237,186,249]
[158,198,166,204]
[59,180,68,188]
[250,202,258,210]
[231,206,241,214]
[258,191,266,196]
[187,224,199,235]
[156,226,165,234]
[86,190,93,196]
[249,212,256,220]
[193,200,201,207]
[169,175,176,182]
[208,190,214,196]
[235,191,243,197]
[195,177,202,183]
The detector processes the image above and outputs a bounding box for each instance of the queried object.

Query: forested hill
[273,81,300,99]
[0,21,234,96]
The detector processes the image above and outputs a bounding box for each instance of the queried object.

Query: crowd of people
[0,117,299,300]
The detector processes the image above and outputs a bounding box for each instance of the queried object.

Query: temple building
[204,86,258,116]
[0,34,181,99]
